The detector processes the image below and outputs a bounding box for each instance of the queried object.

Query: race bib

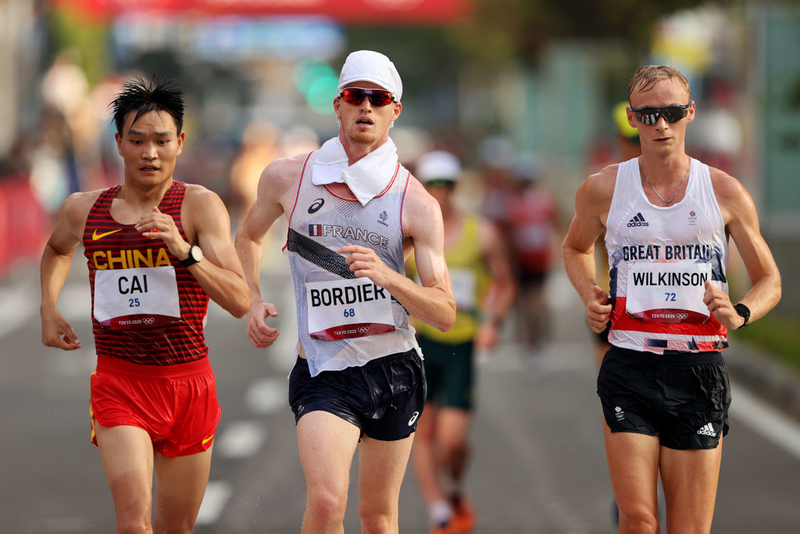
[306,278,395,340]
[626,262,713,323]
[450,269,477,311]
[94,266,181,329]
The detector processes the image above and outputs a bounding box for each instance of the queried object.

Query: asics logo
[92,228,123,241]
[408,411,420,426]
[308,198,325,214]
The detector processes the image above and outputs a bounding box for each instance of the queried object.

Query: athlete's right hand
[587,285,612,334]
[246,301,280,349]
[41,309,82,351]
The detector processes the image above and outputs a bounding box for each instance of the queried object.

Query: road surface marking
[730,381,800,461]
[217,420,267,458]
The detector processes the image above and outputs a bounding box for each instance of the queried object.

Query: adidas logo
[627,212,649,227]
[696,423,717,437]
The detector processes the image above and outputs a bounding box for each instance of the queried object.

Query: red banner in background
[50,0,470,24]
[0,176,50,278]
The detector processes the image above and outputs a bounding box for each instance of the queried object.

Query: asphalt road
[2,256,799,533]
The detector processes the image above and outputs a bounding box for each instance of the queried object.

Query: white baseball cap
[415,150,461,183]
[337,50,403,102]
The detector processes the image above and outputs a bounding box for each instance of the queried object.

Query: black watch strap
[733,303,750,329]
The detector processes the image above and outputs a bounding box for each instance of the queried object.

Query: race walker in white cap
[234,50,455,533]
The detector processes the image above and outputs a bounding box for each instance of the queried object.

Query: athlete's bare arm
[40,191,99,350]
[703,168,781,328]
[341,176,455,333]
[562,165,617,333]
[133,185,250,318]
[235,154,307,348]
[474,220,517,349]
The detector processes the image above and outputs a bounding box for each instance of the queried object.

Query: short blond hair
[628,65,691,103]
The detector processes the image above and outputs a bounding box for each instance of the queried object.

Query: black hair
[110,76,185,136]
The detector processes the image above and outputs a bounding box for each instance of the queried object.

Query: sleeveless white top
[605,157,729,353]
[284,151,420,376]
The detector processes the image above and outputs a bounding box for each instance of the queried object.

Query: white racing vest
[284,151,420,376]
[605,158,729,353]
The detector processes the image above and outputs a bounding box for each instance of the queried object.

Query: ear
[115,131,122,155]
[626,106,637,130]
[333,96,342,120]
[392,101,402,121]
[176,131,185,155]
[685,101,696,124]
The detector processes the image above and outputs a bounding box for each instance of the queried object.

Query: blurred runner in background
[505,152,560,357]
[407,150,516,534]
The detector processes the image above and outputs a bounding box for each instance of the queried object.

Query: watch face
[191,246,203,262]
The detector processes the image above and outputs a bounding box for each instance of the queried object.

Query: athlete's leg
[603,423,661,534]
[152,446,213,533]
[659,439,723,534]
[411,402,444,504]
[436,407,471,484]
[357,434,415,534]
[297,411,361,534]
[95,424,155,534]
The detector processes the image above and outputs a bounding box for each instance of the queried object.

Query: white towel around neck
[311,137,399,206]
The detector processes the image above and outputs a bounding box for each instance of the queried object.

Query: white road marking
[730,381,800,461]
[245,377,287,414]
[217,420,267,458]
[196,480,233,525]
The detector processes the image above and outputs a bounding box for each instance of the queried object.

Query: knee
[621,510,659,534]
[441,436,468,461]
[358,505,395,534]
[306,486,347,528]
[115,516,152,534]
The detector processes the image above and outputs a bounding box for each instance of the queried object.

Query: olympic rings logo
[358,326,370,334]
[143,317,156,325]
[675,313,689,320]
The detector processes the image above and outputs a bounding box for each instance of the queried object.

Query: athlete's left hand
[339,244,393,287]
[475,321,499,351]
[703,280,742,329]
[135,207,189,258]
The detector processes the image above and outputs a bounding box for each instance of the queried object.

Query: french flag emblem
[309,224,323,236]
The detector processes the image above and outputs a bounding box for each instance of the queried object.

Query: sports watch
[179,245,203,268]
[733,303,750,329]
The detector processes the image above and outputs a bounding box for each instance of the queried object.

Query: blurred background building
[1,0,798,348]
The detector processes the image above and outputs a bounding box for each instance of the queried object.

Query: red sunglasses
[339,88,396,107]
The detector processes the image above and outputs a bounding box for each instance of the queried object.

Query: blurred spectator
[29,105,78,214]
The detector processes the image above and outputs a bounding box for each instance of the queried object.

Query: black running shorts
[288,348,426,441]
[597,345,731,450]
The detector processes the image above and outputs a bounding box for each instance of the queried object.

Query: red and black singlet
[83,181,209,365]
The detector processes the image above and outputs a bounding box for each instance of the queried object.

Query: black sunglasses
[339,88,396,107]
[629,103,692,125]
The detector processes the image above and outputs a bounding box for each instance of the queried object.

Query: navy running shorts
[288,348,426,441]
[597,345,731,450]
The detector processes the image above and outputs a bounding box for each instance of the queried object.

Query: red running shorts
[90,354,221,458]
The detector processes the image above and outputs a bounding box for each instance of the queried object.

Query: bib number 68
[343,308,356,318]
